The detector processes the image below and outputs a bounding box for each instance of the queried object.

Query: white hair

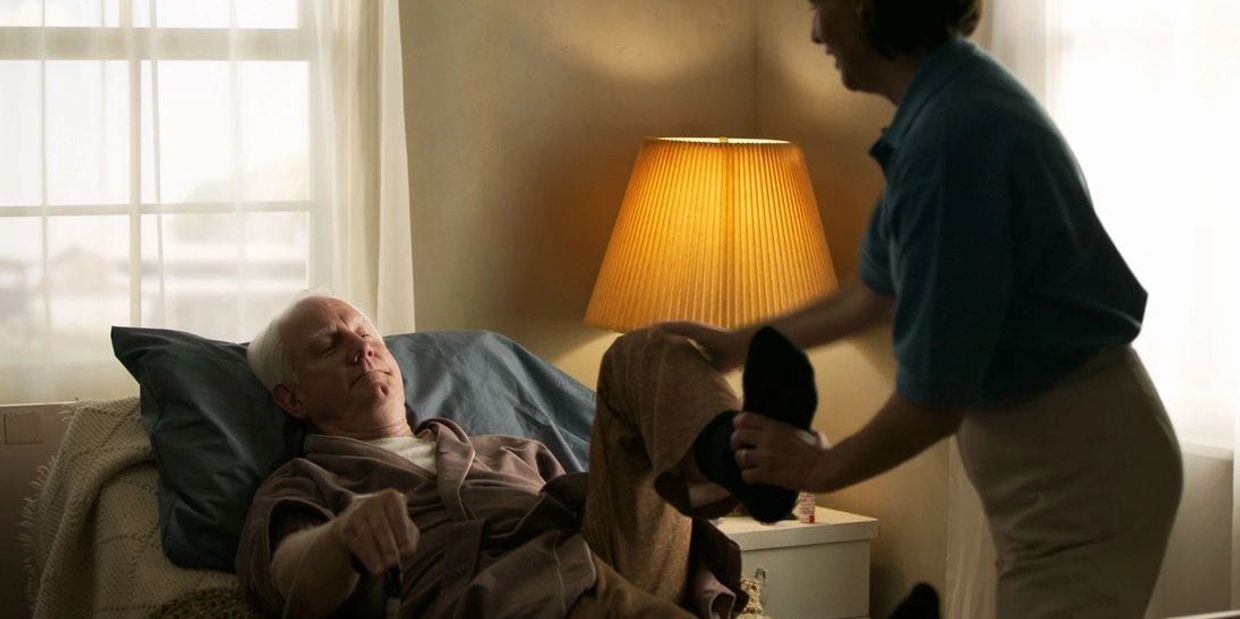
[247,288,339,391]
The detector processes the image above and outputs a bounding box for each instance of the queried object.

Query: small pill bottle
[795,491,816,523]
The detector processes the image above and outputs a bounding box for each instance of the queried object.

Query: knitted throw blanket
[20,398,251,618]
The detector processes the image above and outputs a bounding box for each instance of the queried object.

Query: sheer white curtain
[0,0,414,404]
[949,1,1240,616]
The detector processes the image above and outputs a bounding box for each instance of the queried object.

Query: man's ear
[272,384,307,420]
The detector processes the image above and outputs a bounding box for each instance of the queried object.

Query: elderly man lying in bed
[237,294,818,618]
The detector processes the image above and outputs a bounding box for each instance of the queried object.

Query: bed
[20,328,596,618]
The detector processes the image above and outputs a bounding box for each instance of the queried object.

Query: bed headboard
[0,402,74,619]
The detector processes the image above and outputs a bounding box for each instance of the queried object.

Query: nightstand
[717,506,879,619]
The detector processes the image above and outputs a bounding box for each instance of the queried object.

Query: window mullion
[0,27,306,61]
[39,0,52,355]
[0,201,313,217]
[148,0,168,328]
[303,0,329,291]
[228,0,248,331]
[122,0,143,327]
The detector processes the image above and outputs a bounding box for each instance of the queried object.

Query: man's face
[273,297,408,439]
[810,0,881,93]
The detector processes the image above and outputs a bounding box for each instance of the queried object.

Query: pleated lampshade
[585,137,837,332]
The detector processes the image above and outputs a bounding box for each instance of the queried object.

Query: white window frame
[0,0,324,331]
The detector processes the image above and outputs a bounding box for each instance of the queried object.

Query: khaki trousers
[958,347,1183,618]
[571,328,741,618]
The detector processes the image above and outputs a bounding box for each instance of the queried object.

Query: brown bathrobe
[237,328,747,618]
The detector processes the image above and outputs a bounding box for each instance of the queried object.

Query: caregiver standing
[661,0,1182,616]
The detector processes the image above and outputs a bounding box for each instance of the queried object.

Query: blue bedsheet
[389,330,594,472]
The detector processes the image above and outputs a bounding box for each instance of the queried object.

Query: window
[0,0,334,400]
[990,0,1240,447]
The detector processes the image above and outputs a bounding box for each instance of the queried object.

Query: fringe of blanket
[18,404,79,611]
[19,458,55,610]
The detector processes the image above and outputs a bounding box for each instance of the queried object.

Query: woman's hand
[657,321,752,372]
[730,412,833,492]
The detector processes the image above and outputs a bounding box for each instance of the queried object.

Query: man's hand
[332,489,420,576]
[657,322,752,372]
[730,412,834,492]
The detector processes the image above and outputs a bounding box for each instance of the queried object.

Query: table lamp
[586,137,837,331]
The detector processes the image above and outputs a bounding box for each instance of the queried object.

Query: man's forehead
[286,297,368,340]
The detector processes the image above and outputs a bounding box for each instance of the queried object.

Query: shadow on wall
[403,1,759,381]
[751,0,893,279]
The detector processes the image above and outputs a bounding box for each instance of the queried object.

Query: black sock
[887,583,940,619]
[693,410,741,495]
[742,326,816,431]
[692,326,816,524]
[692,410,799,523]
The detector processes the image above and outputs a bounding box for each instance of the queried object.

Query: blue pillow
[111,327,595,573]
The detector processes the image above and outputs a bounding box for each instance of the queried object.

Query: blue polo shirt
[859,38,1147,408]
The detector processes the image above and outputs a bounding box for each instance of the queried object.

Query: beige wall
[400,1,947,615]
[400,0,757,383]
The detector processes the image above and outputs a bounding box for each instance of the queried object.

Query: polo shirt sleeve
[886,124,1014,408]
[858,198,896,295]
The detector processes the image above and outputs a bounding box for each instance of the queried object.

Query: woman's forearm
[763,278,893,350]
[813,392,963,493]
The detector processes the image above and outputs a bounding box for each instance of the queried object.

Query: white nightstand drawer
[718,507,879,619]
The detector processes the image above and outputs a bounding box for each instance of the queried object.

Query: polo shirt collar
[869,37,977,172]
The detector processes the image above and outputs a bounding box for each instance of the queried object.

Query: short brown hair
[862,0,982,59]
